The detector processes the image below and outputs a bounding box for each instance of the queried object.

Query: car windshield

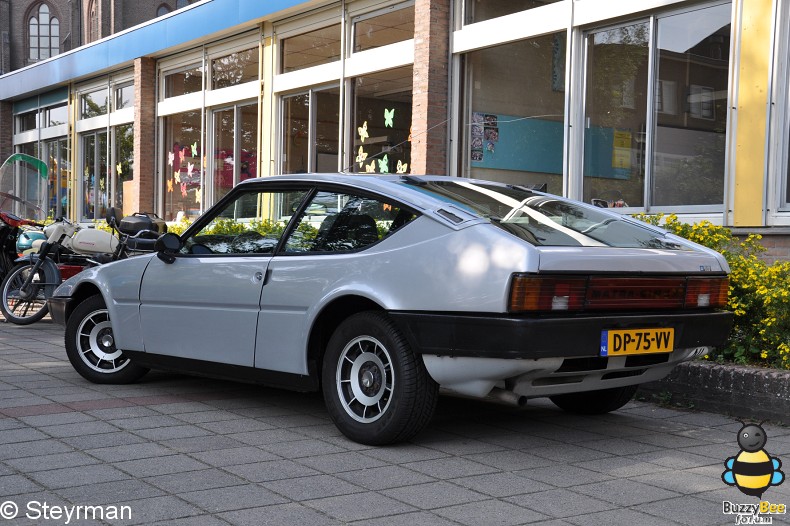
[400,180,688,249]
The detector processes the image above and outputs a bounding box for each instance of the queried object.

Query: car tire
[549,385,638,414]
[65,294,149,384]
[322,311,438,445]
[0,262,51,325]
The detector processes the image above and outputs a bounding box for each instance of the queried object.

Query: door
[138,187,309,367]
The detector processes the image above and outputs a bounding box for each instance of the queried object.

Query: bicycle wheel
[0,262,51,325]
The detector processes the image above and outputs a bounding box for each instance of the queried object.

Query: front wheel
[65,294,149,384]
[322,311,438,445]
[549,385,638,415]
[0,262,51,325]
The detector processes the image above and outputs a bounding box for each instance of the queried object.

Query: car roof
[237,173,491,226]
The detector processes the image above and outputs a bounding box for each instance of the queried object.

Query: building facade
[0,0,788,257]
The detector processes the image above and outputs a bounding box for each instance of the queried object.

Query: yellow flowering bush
[634,213,790,369]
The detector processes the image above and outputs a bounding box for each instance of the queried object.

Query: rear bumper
[389,310,734,359]
[47,296,72,326]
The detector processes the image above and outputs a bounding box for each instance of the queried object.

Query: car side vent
[437,209,464,224]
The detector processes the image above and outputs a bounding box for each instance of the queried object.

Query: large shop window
[212,48,258,89]
[81,88,109,119]
[163,111,203,221]
[353,3,414,52]
[350,66,413,174]
[281,88,340,174]
[164,64,204,98]
[44,138,69,218]
[281,24,341,73]
[463,33,566,194]
[583,4,731,209]
[464,0,562,25]
[212,103,258,203]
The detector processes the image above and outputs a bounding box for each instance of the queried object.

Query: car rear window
[400,180,689,249]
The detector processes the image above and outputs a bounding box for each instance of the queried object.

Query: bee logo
[722,422,784,498]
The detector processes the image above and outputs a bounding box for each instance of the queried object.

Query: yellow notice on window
[612,130,632,169]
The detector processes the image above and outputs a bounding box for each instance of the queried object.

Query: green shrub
[634,213,790,369]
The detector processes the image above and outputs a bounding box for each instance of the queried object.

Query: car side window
[283,191,417,253]
[182,189,308,255]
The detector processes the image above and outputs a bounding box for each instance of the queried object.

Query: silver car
[48,175,734,445]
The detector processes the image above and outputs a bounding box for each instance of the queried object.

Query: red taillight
[509,274,729,312]
[509,276,587,312]
[57,264,86,280]
[685,277,729,308]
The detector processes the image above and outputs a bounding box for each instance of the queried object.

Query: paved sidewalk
[0,319,788,526]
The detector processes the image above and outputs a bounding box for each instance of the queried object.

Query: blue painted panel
[470,115,563,174]
[0,0,308,100]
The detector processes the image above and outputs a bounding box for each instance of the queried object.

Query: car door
[138,187,309,367]
[255,189,418,374]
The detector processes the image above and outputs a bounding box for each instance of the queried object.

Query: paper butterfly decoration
[187,162,195,177]
[168,152,175,167]
[384,108,394,128]
[99,179,105,191]
[195,188,202,204]
[355,147,368,168]
[181,183,187,198]
[167,179,174,193]
[365,161,376,173]
[358,121,369,143]
[191,142,198,157]
[174,171,181,184]
[396,160,408,174]
[116,163,122,176]
[178,148,187,166]
[378,154,389,174]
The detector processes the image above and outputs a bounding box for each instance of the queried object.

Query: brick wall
[411,0,450,175]
[133,57,156,214]
[0,101,10,162]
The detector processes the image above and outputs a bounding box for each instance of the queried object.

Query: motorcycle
[0,153,47,282]
[0,209,159,325]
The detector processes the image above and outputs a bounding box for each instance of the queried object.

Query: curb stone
[637,360,790,424]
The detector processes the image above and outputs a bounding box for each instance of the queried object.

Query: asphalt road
[0,318,788,526]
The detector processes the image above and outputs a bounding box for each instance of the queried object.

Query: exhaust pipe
[486,387,528,407]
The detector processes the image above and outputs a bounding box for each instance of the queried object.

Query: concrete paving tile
[572,478,681,506]
[452,472,555,498]
[360,444,450,464]
[220,502,343,526]
[571,456,670,477]
[190,446,280,467]
[59,430,149,450]
[39,420,120,438]
[0,474,44,496]
[260,414,331,428]
[434,498,550,526]
[304,491,417,522]
[5,451,100,473]
[334,465,436,491]
[293,451,387,474]
[514,464,613,488]
[0,427,50,444]
[348,511,461,526]
[28,464,130,490]
[108,414,187,430]
[103,495,203,525]
[260,438,348,459]
[0,438,73,460]
[145,468,249,493]
[18,411,95,427]
[382,481,489,510]
[57,478,167,505]
[639,495,734,526]
[505,487,616,519]
[197,418,277,434]
[172,410,242,424]
[402,452,503,479]
[87,442,175,462]
[565,507,686,526]
[227,428,308,446]
[476,432,561,450]
[631,449,721,470]
[263,474,364,500]
[157,435,250,454]
[180,484,287,512]
[150,516,231,526]
[224,459,321,482]
[114,454,210,478]
[134,424,214,441]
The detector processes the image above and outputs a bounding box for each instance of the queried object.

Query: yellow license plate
[600,328,674,356]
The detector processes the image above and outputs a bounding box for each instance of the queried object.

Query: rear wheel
[322,311,438,445]
[0,262,50,325]
[65,294,148,384]
[549,385,638,414]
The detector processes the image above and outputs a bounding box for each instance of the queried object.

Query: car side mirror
[155,232,181,264]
